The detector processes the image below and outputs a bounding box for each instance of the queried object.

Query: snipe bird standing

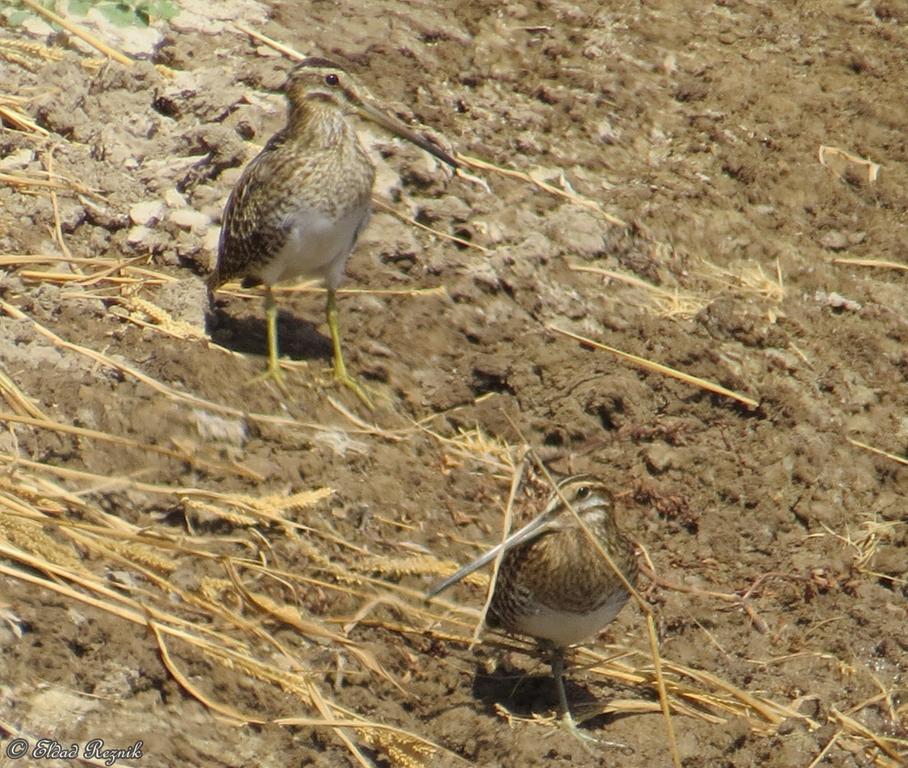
[427,475,638,734]
[209,57,459,405]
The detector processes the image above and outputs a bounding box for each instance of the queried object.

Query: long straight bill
[426,511,553,598]
[356,100,460,170]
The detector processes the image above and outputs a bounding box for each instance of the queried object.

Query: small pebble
[0,148,35,171]
[169,208,211,232]
[164,188,188,208]
[129,200,165,227]
[645,442,674,473]
[126,225,153,246]
[814,290,861,311]
[819,230,848,251]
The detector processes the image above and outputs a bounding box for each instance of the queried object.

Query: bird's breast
[261,202,370,287]
[510,588,630,648]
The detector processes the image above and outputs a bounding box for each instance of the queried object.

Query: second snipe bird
[427,475,638,735]
[209,57,459,405]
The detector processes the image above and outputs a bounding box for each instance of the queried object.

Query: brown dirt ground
[1,1,907,767]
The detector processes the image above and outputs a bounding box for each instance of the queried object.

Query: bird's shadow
[470,662,623,732]
[206,300,332,363]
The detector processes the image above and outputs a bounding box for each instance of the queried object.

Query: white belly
[513,589,629,648]
[261,204,369,289]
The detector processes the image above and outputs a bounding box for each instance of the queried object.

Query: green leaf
[148,0,179,21]
[67,0,92,16]
[97,1,140,27]
[7,9,31,25]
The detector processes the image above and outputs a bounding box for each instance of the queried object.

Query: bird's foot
[558,711,598,752]
[245,361,290,397]
[334,367,374,410]
[557,711,630,754]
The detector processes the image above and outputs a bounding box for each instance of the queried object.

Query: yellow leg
[326,288,373,409]
[246,287,288,394]
[551,648,626,752]
[265,289,282,379]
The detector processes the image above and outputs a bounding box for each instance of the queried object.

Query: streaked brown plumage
[209,57,459,404]
[427,475,638,730]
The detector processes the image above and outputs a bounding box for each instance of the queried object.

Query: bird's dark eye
[576,486,590,500]
[325,73,339,86]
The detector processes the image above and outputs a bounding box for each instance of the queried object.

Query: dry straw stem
[0,452,336,542]
[149,621,262,726]
[371,197,490,253]
[0,254,156,271]
[834,257,908,272]
[832,709,906,766]
[847,437,908,469]
[414,421,515,475]
[571,259,784,319]
[0,366,47,419]
[548,324,759,409]
[0,93,48,134]
[110,295,208,341]
[455,153,627,227]
[304,683,374,768]
[696,257,785,303]
[19,271,165,288]
[806,731,842,768]
[639,555,769,634]
[818,145,880,184]
[223,561,395,688]
[470,456,527,649]
[71,254,153,286]
[14,254,180,312]
[0,410,259,480]
[0,170,100,196]
[232,21,307,61]
[818,519,907,586]
[324,395,407,443]
[19,0,133,66]
[222,282,446,300]
[3,471,138,533]
[0,38,62,71]
[44,146,73,261]
[570,263,705,318]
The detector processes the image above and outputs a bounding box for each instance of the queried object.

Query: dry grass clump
[0,458,454,767]
[0,36,62,71]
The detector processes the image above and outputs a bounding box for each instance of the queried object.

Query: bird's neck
[287,98,355,149]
